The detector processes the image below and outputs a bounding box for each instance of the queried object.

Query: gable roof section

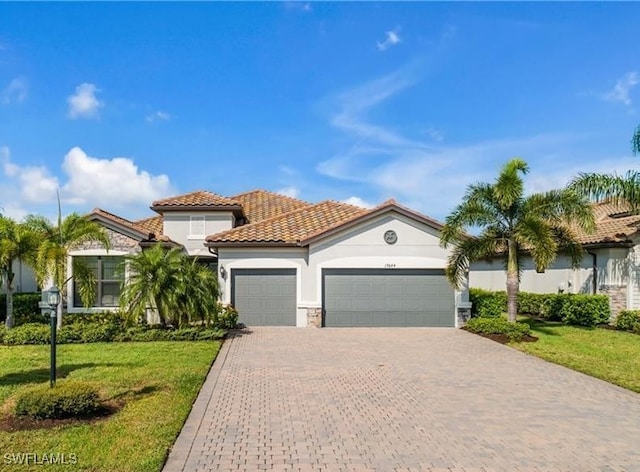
[231,189,312,223]
[205,200,368,246]
[299,199,446,245]
[89,208,149,240]
[574,201,640,246]
[151,190,243,213]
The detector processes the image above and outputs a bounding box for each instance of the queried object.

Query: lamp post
[47,286,60,388]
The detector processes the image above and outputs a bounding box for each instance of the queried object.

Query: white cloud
[61,147,172,208]
[67,83,103,119]
[603,72,638,107]
[146,110,171,123]
[377,29,401,52]
[423,127,444,142]
[343,196,375,209]
[284,2,311,12]
[2,77,28,104]
[0,146,174,217]
[1,148,59,203]
[276,186,300,198]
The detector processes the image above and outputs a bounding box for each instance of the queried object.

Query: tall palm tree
[440,158,595,322]
[119,245,220,328]
[26,212,110,327]
[0,216,40,328]
[570,126,640,210]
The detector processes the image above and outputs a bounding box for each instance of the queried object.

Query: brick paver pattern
[164,328,640,472]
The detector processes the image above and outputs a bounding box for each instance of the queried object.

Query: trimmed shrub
[559,295,610,327]
[217,304,240,329]
[465,316,531,341]
[3,323,50,345]
[615,310,640,332]
[469,289,506,318]
[14,381,102,419]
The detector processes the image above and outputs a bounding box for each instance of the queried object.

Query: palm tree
[570,126,640,210]
[0,216,40,328]
[119,245,220,328]
[440,158,595,322]
[26,212,110,327]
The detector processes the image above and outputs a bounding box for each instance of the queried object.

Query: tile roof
[206,200,368,245]
[90,208,147,237]
[135,215,164,236]
[151,190,241,211]
[574,201,640,245]
[231,189,312,223]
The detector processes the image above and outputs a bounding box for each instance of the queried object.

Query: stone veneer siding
[305,307,322,328]
[72,228,140,253]
[599,284,627,320]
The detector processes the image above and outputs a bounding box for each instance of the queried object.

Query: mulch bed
[461,327,538,345]
[0,402,120,432]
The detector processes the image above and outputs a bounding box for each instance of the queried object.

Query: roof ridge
[230,188,312,205]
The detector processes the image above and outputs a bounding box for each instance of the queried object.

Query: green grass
[512,319,640,393]
[0,341,221,471]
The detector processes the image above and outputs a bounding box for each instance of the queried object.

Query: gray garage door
[323,269,454,327]
[231,269,296,326]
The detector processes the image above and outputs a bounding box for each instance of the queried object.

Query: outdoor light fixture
[219,266,227,279]
[47,285,60,388]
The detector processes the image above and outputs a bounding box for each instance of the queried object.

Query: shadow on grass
[0,363,127,387]
[519,317,563,336]
[109,384,160,403]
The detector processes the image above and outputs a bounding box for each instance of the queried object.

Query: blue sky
[1,2,639,222]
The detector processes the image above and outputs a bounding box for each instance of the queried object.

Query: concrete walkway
[164,328,640,472]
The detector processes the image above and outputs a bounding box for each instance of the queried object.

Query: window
[73,256,125,308]
[189,216,205,237]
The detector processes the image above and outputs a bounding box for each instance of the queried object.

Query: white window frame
[189,215,206,238]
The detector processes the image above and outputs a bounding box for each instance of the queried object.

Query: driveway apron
[163,328,640,472]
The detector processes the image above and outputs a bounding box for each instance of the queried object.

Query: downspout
[587,250,597,295]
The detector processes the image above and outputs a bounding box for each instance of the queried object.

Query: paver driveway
[164,328,640,472]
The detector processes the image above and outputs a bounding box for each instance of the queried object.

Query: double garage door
[231,268,454,327]
[323,269,455,327]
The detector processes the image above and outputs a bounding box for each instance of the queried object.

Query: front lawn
[0,341,220,471]
[512,319,640,393]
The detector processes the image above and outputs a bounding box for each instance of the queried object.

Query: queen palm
[26,212,110,327]
[119,245,220,327]
[440,158,595,322]
[0,216,40,328]
[570,125,640,210]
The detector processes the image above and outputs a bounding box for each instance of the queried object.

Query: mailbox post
[39,286,61,387]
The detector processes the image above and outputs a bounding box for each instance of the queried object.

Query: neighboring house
[0,260,38,294]
[69,189,470,328]
[469,201,640,316]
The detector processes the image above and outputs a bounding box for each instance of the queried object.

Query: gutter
[586,250,597,295]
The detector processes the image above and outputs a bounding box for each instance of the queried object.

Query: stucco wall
[0,260,38,293]
[162,212,235,255]
[217,211,466,327]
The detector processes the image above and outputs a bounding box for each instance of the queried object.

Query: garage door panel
[323,269,454,327]
[231,269,296,326]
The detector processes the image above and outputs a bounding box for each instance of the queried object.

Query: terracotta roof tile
[90,208,147,237]
[231,189,312,223]
[151,190,240,210]
[574,201,640,245]
[206,200,368,244]
[135,215,164,236]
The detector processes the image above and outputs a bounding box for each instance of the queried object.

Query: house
[469,201,640,316]
[69,189,470,328]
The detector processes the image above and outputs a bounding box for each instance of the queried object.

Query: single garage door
[231,269,296,326]
[323,269,454,327]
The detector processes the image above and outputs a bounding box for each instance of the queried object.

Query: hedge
[469,288,611,327]
[0,322,226,345]
[464,316,531,341]
[14,381,102,419]
[0,292,42,324]
[615,310,640,333]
